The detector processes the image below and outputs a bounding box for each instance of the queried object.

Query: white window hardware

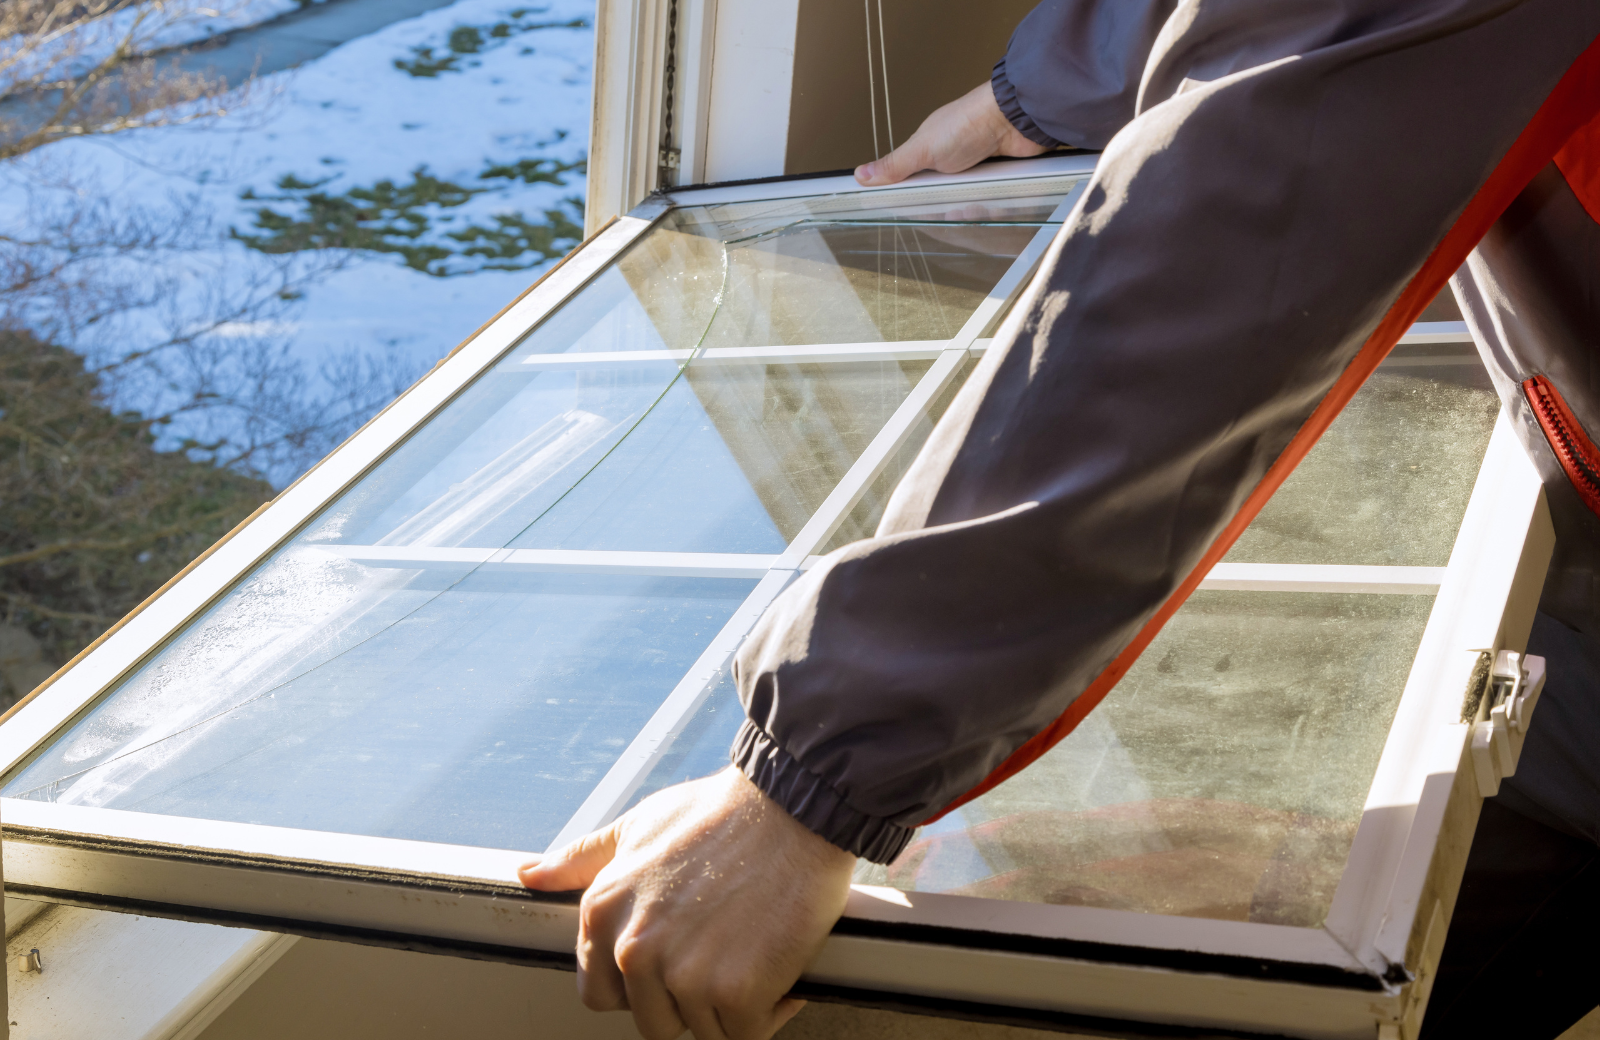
[1470,650,1548,797]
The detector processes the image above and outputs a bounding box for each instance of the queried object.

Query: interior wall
[785,0,1037,175]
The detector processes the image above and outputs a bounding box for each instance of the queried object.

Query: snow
[0,0,595,484]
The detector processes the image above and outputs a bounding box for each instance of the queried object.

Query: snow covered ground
[0,0,593,483]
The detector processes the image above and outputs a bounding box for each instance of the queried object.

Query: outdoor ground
[2,0,594,484]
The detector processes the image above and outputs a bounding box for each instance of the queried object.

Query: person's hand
[518,766,857,1040]
[855,81,1048,186]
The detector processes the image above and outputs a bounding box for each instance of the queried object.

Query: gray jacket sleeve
[990,0,1177,150]
[732,0,1600,863]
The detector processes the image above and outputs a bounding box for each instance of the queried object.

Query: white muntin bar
[970,322,1477,360]
[321,546,779,579]
[1397,321,1472,345]
[545,568,798,850]
[1199,563,1448,595]
[772,182,1091,569]
[518,341,958,368]
[519,348,695,367]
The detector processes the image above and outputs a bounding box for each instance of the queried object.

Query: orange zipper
[1525,374,1600,515]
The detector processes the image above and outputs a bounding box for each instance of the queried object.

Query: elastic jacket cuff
[731,719,917,864]
[991,58,1062,149]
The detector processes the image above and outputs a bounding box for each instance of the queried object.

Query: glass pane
[866,591,1434,927]
[819,357,974,554]
[1225,352,1496,566]
[2,177,1073,852]
[623,672,747,813]
[511,359,933,553]
[6,566,754,850]
[515,180,1078,357]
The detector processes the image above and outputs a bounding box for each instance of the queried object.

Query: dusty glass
[641,350,1498,927]
[1226,351,1497,567]
[873,592,1434,927]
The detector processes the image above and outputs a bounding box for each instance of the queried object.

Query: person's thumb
[855,138,929,187]
[517,825,620,892]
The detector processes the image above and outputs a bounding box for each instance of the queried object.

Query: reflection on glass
[623,672,746,814]
[819,358,974,553]
[1227,356,1497,566]
[513,359,932,553]
[870,592,1434,926]
[4,177,1072,850]
[6,567,754,850]
[513,183,1073,357]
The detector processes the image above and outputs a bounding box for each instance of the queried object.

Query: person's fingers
[677,999,732,1040]
[708,996,806,1040]
[618,937,690,1040]
[517,823,620,891]
[576,886,631,1012]
[854,137,931,186]
[770,998,808,1033]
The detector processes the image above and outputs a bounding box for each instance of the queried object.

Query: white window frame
[0,154,1552,1039]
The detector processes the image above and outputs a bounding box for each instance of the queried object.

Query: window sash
[0,154,1548,1036]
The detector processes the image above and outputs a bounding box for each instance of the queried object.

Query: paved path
[1,0,460,136]
[179,0,461,85]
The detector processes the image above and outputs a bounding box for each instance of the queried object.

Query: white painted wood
[516,342,948,367]
[585,0,673,233]
[321,546,778,578]
[3,900,293,1040]
[1368,421,1551,969]
[1200,563,1448,595]
[841,885,1366,970]
[808,934,1395,1040]
[520,348,695,366]
[0,830,1397,1040]
[1,798,1366,968]
[696,342,948,364]
[700,0,801,183]
[1322,415,1552,974]
[3,898,48,940]
[1397,322,1472,345]
[674,0,721,187]
[584,328,1464,371]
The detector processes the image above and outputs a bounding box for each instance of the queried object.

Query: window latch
[1470,650,1546,797]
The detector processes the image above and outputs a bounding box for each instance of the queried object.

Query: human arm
[857,0,1178,186]
[519,2,1600,1037]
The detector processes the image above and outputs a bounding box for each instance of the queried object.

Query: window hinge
[1470,650,1546,797]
